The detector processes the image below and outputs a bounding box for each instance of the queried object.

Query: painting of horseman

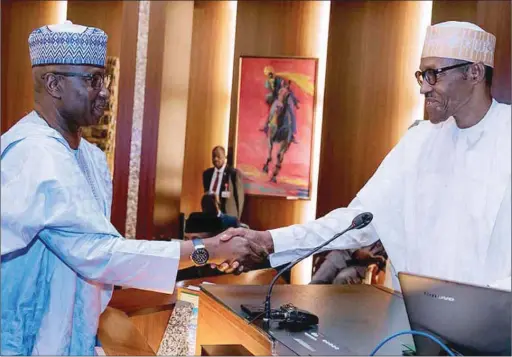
[234,56,318,198]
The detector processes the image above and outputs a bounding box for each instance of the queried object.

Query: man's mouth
[425,98,438,107]
[93,103,107,113]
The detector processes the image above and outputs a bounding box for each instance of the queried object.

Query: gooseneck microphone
[262,212,374,330]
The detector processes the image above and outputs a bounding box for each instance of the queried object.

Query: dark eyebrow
[87,68,105,75]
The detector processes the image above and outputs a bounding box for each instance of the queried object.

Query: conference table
[98,268,414,356]
[196,284,414,356]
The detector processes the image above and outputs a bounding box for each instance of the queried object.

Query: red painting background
[235,57,317,198]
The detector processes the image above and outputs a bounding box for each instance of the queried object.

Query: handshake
[203,228,275,274]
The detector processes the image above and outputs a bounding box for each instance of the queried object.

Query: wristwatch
[190,238,209,266]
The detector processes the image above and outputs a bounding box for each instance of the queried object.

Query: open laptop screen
[398,272,511,356]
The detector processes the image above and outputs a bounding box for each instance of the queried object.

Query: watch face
[191,248,209,266]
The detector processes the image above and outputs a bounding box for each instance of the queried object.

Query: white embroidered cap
[422,21,496,67]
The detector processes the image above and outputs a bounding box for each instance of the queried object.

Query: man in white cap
[1,22,265,355]
[217,21,511,291]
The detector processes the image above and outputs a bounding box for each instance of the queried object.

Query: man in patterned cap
[1,21,266,355]
[217,22,511,292]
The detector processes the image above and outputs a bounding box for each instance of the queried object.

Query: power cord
[369,330,457,356]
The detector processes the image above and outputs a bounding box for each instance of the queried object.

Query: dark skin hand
[351,249,386,271]
[210,228,275,274]
[180,233,269,270]
[351,249,384,263]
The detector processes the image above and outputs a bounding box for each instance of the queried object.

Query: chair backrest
[178,213,185,240]
[185,212,223,235]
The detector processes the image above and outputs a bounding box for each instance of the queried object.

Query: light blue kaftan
[1,112,181,355]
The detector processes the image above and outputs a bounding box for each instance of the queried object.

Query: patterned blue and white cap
[28,21,108,68]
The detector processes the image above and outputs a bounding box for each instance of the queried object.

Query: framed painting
[234,56,318,199]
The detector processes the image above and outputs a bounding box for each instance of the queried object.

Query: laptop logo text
[423,291,455,302]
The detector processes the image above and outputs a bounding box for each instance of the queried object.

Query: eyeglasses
[415,62,472,86]
[41,71,107,90]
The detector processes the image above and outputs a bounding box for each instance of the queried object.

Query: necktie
[212,171,220,193]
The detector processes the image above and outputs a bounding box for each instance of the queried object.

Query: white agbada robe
[1,112,181,355]
[269,99,511,292]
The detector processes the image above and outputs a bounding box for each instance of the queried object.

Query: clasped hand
[208,228,271,275]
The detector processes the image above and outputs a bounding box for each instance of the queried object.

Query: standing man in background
[203,146,245,219]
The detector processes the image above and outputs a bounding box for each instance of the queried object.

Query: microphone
[351,212,373,229]
[262,212,374,330]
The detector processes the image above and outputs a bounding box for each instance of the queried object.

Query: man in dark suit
[202,146,245,219]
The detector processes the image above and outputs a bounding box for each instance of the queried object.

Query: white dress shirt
[209,163,227,198]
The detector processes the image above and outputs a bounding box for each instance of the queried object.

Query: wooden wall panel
[135,1,168,240]
[230,0,329,231]
[111,1,139,235]
[316,1,431,218]
[180,1,237,216]
[1,0,65,133]
[431,0,478,22]
[153,1,194,239]
[432,0,511,104]
[66,0,123,58]
[475,1,511,104]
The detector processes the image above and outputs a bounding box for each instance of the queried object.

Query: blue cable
[369,330,457,356]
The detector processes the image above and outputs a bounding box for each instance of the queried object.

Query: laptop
[398,272,511,356]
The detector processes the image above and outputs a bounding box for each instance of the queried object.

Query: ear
[43,73,62,99]
[467,62,486,85]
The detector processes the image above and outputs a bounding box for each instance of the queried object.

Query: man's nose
[420,80,433,95]
[99,84,110,100]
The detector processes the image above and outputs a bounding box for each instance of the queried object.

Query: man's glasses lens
[90,74,104,89]
[41,72,106,90]
[415,70,436,86]
[415,62,471,87]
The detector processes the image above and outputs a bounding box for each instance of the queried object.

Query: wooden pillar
[180,1,237,216]
[152,1,194,239]
[316,1,432,217]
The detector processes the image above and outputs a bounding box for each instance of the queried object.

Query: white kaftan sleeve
[268,124,420,268]
[269,197,379,267]
[490,276,511,291]
[1,138,180,293]
[486,180,511,291]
